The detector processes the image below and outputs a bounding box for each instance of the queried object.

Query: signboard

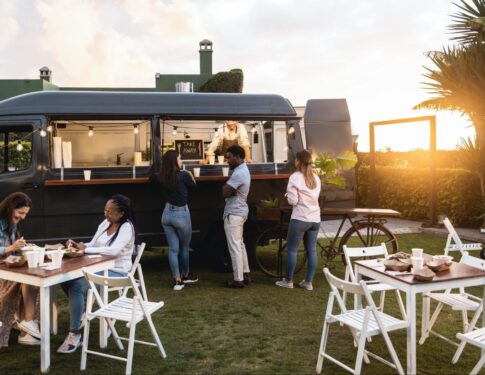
[174,139,204,160]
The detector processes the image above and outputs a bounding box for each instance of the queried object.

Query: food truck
[0,91,353,266]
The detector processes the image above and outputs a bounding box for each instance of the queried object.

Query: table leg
[50,285,58,335]
[40,286,51,373]
[99,269,108,348]
[406,288,416,375]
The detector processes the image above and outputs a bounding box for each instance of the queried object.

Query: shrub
[357,166,482,227]
[198,69,244,93]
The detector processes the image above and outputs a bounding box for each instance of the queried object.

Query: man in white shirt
[203,120,251,164]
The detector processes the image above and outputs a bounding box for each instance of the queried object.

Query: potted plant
[313,151,358,205]
[256,197,282,221]
[313,150,357,188]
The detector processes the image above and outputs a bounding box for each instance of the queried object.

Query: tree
[198,69,244,93]
[415,0,485,229]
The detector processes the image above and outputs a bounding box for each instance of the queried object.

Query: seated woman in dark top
[159,150,198,291]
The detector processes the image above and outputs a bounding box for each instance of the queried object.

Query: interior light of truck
[288,125,295,135]
[47,124,53,132]
[88,126,94,137]
[133,124,139,134]
[172,126,178,135]
[16,141,24,151]
[40,129,47,137]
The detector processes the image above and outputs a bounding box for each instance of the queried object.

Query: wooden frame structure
[369,115,437,225]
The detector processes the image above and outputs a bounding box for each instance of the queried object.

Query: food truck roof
[0,91,299,120]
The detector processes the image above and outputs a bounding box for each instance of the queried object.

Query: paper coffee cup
[50,250,65,268]
[411,256,423,271]
[193,167,200,178]
[222,167,229,177]
[208,155,215,165]
[83,170,91,181]
[26,251,39,268]
[218,156,225,164]
[36,247,45,264]
[412,248,423,258]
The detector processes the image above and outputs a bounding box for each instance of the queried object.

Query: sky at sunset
[0,0,477,151]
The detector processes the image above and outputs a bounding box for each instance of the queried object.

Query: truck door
[0,117,45,240]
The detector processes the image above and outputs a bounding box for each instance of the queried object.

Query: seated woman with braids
[57,194,138,354]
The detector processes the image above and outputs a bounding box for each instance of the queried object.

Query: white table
[355,257,485,375]
[0,255,116,373]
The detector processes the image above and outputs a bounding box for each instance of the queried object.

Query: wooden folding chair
[443,217,482,256]
[80,269,166,375]
[342,243,407,320]
[451,296,485,375]
[316,268,407,375]
[420,252,485,347]
[109,242,148,301]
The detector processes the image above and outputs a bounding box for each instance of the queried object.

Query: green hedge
[357,166,482,227]
[198,69,244,93]
[0,141,32,171]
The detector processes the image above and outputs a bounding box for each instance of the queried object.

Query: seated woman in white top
[57,194,138,354]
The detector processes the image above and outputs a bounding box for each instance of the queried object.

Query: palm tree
[415,0,485,230]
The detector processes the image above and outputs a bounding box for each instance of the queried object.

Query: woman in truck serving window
[57,194,137,354]
[202,120,251,164]
[275,150,321,291]
[160,150,198,291]
[0,192,41,346]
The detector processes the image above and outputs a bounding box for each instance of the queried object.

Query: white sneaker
[275,279,294,289]
[173,280,185,291]
[18,320,41,339]
[298,280,314,291]
[18,333,40,346]
[57,332,82,354]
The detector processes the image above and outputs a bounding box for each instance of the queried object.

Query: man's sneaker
[57,332,82,354]
[275,279,294,289]
[243,272,252,286]
[18,333,40,346]
[18,320,41,339]
[298,280,314,291]
[225,280,245,288]
[182,273,199,284]
[173,280,185,291]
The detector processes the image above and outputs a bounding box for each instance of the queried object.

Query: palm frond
[449,0,485,44]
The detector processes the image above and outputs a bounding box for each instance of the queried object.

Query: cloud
[0,0,468,149]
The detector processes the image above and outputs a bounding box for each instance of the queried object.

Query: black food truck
[0,91,354,266]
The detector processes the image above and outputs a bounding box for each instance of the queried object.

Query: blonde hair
[296,150,317,189]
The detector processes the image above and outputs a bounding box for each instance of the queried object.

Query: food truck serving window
[0,125,33,174]
[48,120,152,168]
[160,119,289,163]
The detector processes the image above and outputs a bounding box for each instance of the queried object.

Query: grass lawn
[1,233,484,374]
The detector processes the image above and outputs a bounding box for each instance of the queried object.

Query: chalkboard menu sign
[174,139,204,160]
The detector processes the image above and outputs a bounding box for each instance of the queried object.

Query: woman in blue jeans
[160,150,197,291]
[58,194,138,354]
[276,150,321,291]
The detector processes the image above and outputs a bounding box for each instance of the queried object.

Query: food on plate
[383,259,412,272]
[5,254,27,267]
[64,247,84,258]
[431,255,453,263]
[413,267,435,281]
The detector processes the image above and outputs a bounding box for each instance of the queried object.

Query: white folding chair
[316,268,407,375]
[420,252,485,347]
[109,242,148,301]
[451,297,485,375]
[343,243,407,320]
[80,269,166,375]
[443,217,482,256]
